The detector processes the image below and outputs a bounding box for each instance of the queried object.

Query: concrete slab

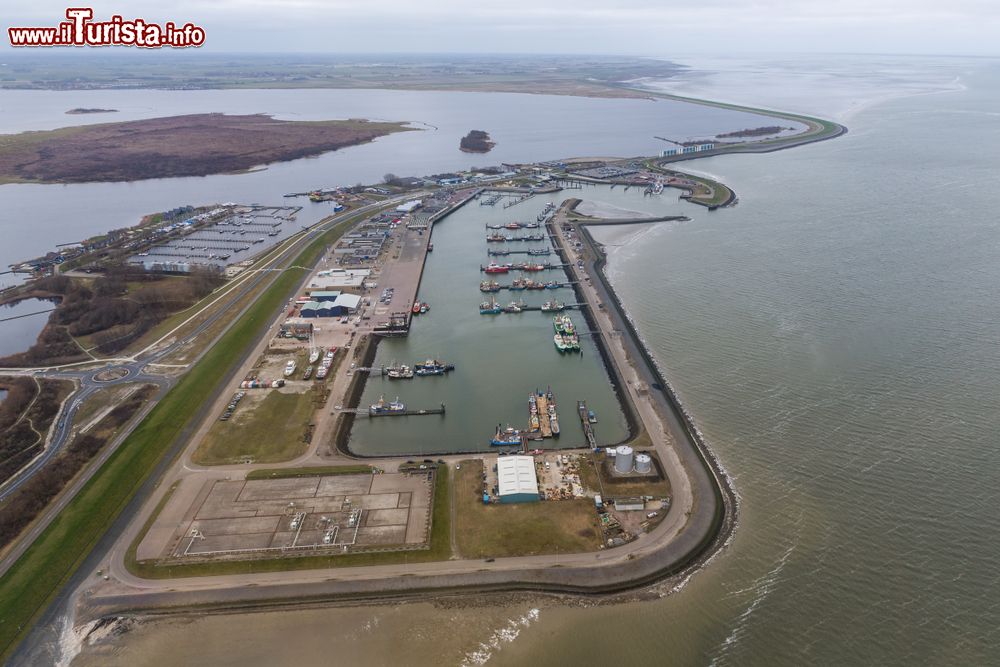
[355,525,407,545]
[357,493,400,510]
[193,516,280,536]
[238,478,320,501]
[315,475,373,497]
[365,508,409,527]
[405,506,430,544]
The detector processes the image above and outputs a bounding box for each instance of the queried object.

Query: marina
[349,192,634,455]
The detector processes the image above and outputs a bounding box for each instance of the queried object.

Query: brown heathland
[0,113,412,184]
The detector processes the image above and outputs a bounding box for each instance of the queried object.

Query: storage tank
[614,446,634,474]
[634,453,652,474]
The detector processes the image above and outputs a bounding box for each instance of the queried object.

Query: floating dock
[578,400,598,449]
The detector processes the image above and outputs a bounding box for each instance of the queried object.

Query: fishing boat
[544,281,561,289]
[527,248,551,256]
[503,300,525,314]
[486,233,507,242]
[370,395,406,415]
[414,359,455,375]
[509,276,527,290]
[588,410,598,424]
[541,300,565,312]
[420,302,430,314]
[490,424,523,447]
[505,222,522,230]
[519,263,545,272]
[482,263,510,274]
[480,280,501,293]
[488,249,511,256]
[386,362,414,379]
[525,279,545,290]
[480,297,502,314]
[412,301,422,314]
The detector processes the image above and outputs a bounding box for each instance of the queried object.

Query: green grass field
[454,460,600,559]
[192,390,314,465]
[0,209,366,661]
[245,465,374,480]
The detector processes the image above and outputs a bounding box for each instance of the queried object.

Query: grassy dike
[0,213,364,660]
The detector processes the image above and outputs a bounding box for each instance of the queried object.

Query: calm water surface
[0,297,55,357]
[70,56,1000,666]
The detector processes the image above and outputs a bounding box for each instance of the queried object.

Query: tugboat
[490,424,523,447]
[482,262,510,274]
[480,280,501,293]
[480,297,502,315]
[386,362,414,379]
[414,359,455,376]
[370,395,406,415]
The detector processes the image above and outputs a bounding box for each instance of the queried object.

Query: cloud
[2,0,998,54]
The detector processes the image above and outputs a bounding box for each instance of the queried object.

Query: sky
[3,0,1000,56]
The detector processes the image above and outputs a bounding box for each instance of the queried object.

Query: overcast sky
[4,0,999,55]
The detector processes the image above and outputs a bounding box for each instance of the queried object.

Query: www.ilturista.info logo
[8,8,205,48]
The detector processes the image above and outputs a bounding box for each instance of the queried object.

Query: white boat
[283,360,297,377]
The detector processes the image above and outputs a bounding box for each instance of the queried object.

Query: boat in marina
[544,281,561,289]
[370,395,406,415]
[480,296,502,314]
[414,359,455,375]
[527,248,551,256]
[510,276,528,290]
[588,409,598,424]
[412,301,422,314]
[505,222,523,230]
[541,300,565,312]
[386,362,414,379]
[488,249,511,256]
[487,233,507,242]
[490,424,523,447]
[482,263,510,274]
[503,299,526,313]
[553,314,576,335]
[480,280,501,293]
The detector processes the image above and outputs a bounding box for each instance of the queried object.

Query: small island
[0,113,412,184]
[65,108,118,115]
[459,129,495,153]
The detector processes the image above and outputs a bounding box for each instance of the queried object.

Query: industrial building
[496,455,540,503]
[298,293,362,318]
[395,200,423,213]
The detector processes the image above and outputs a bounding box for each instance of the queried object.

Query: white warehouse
[496,455,540,503]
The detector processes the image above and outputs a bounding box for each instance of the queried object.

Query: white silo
[634,453,652,474]
[614,445,634,474]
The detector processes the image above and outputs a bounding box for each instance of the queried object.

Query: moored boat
[490,424,523,447]
[370,395,406,415]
